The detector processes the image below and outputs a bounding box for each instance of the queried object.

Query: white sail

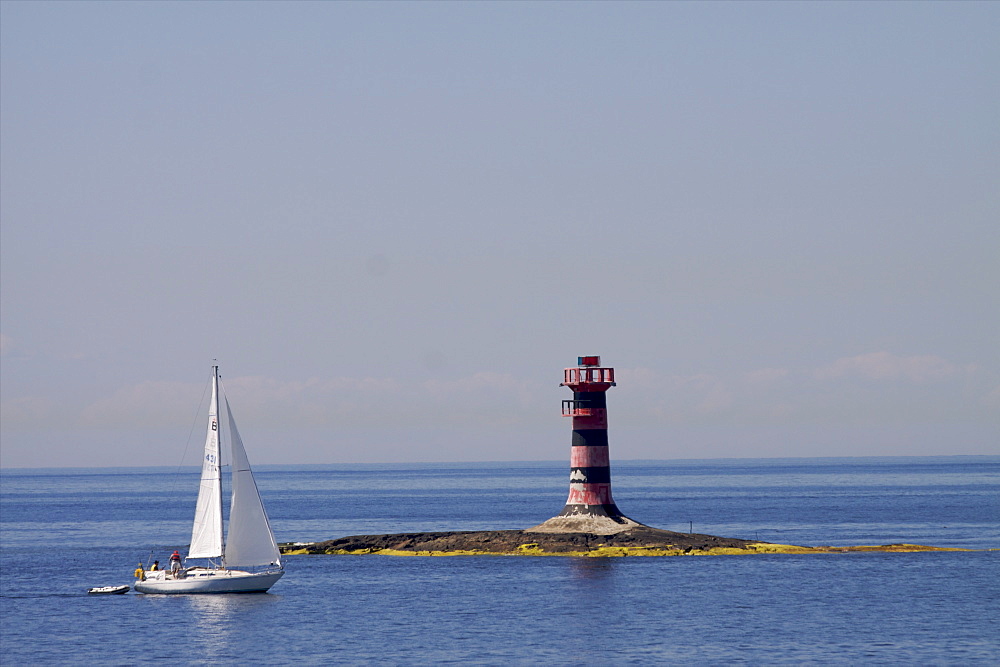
[188,368,224,559]
[223,397,281,568]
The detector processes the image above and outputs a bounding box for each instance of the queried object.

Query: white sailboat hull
[134,568,283,594]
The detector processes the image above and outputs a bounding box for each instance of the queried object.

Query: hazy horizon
[3,453,998,473]
[2,2,997,468]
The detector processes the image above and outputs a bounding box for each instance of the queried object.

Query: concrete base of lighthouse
[526,515,644,535]
[526,506,646,535]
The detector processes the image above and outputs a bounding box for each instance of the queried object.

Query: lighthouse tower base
[526,514,645,535]
[526,506,646,535]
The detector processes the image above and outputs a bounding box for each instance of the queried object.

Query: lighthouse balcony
[562,400,596,417]
[562,366,616,387]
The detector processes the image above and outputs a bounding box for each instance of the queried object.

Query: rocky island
[283,358,966,558]
[280,527,962,557]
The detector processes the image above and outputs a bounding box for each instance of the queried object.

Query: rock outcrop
[280,527,967,557]
[283,526,758,555]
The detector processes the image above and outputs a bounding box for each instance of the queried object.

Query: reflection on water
[184,592,278,615]
[133,594,281,664]
[187,594,235,663]
[568,556,615,581]
[187,594,278,625]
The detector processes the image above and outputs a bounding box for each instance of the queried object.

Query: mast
[214,364,225,557]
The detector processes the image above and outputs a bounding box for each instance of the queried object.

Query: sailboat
[135,365,284,594]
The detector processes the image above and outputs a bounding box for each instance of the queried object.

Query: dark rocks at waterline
[281,526,758,555]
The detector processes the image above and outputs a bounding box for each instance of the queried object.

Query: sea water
[1,457,998,664]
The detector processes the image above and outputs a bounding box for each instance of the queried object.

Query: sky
[1,1,997,468]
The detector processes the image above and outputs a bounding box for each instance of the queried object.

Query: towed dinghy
[88,585,129,595]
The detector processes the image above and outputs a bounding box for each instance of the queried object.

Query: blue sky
[2,1,997,467]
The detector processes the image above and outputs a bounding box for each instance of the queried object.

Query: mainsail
[223,397,281,568]
[187,368,224,559]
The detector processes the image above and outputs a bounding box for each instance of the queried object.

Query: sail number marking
[206,419,219,464]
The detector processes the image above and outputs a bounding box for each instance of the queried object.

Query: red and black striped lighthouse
[528,356,642,534]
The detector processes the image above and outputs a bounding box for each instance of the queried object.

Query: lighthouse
[527,356,643,535]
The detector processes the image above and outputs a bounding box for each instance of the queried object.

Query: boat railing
[224,563,284,574]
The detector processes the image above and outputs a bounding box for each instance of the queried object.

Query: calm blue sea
[2,457,998,664]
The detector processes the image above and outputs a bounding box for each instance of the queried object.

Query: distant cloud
[814,351,964,383]
[75,371,545,432]
[0,395,52,428]
[424,371,534,402]
[743,367,790,386]
[23,356,996,458]
[617,367,792,423]
[614,367,659,387]
[617,354,990,428]
[982,385,1000,410]
[79,380,202,428]
[638,372,734,422]
[225,374,402,402]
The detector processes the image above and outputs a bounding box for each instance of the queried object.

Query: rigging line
[177,374,211,470]
[218,373,229,469]
[217,376,244,470]
[143,373,210,557]
[165,374,212,521]
[218,376,241,470]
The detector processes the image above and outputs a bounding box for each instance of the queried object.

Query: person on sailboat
[150,560,159,571]
[169,550,182,574]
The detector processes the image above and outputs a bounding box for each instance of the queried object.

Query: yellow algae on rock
[576,546,680,557]
[823,544,970,553]
[688,547,753,556]
[285,539,974,558]
[374,549,496,557]
[741,543,821,555]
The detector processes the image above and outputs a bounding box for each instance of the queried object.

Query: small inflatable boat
[88,585,129,595]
